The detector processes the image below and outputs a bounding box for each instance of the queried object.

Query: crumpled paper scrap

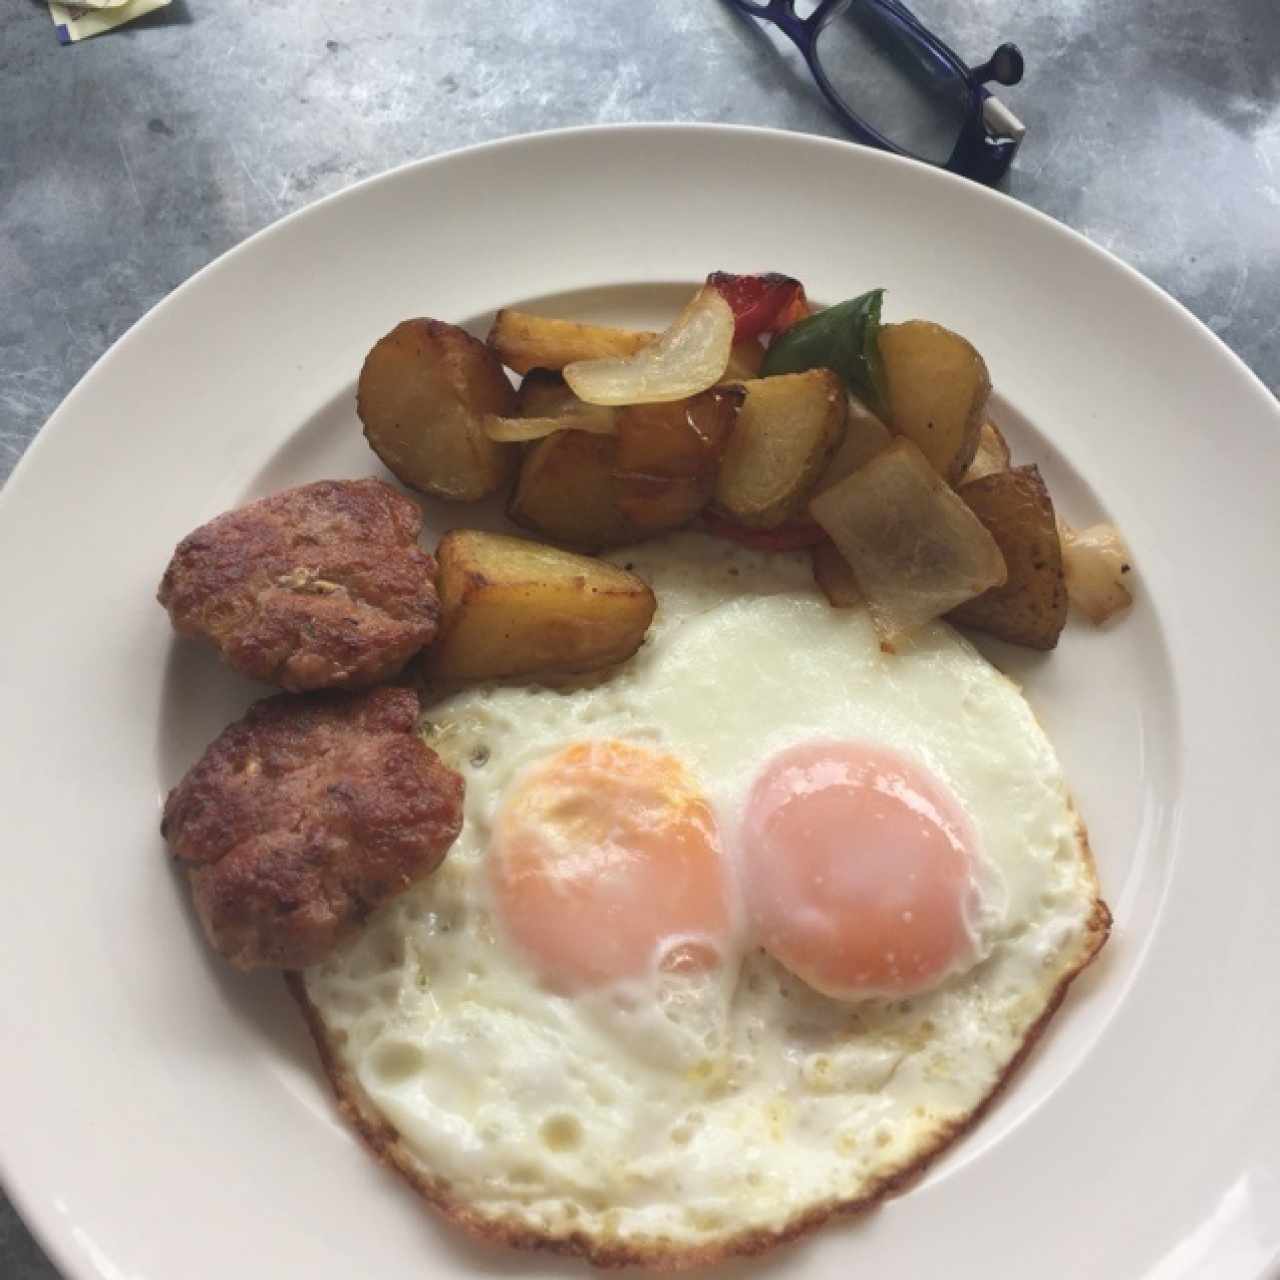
[50,0,172,44]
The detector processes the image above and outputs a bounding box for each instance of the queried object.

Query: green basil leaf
[761,288,886,413]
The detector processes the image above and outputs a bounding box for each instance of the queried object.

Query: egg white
[301,532,1107,1263]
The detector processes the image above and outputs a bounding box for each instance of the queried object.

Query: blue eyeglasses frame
[724,0,1026,184]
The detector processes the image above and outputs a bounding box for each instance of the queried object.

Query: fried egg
[298,532,1108,1268]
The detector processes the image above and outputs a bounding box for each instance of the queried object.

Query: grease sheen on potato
[358,319,517,501]
[425,530,656,681]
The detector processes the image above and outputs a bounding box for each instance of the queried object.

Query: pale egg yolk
[742,742,980,999]
[491,740,733,990]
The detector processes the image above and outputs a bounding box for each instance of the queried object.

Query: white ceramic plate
[2,125,1278,1280]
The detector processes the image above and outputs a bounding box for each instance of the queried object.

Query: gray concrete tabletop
[2,0,1278,1274]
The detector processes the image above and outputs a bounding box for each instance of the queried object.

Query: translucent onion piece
[483,405,617,443]
[564,289,735,405]
[1059,520,1134,623]
[809,439,1006,651]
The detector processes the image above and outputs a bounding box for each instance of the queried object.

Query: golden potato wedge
[426,530,656,681]
[510,424,728,549]
[614,386,742,480]
[948,465,1067,650]
[605,387,742,538]
[808,438,1006,650]
[514,368,577,418]
[812,394,893,496]
[487,311,654,375]
[715,391,882,551]
[509,385,741,548]
[508,430,635,550]
[713,369,847,529]
[961,421,1012,483]
[811,539,862,608]
[358,319,517,501]
[879,319,991,483]
[615,472,713,535]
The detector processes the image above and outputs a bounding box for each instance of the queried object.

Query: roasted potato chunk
[879,320,991,483]
[811,539,862,608]
[358,319,517,501]
[713,369,847,529]
[487,311,654,375]
[426,530,656,681]
[613,387,738,536]
[510,387,741,548]
[615,473,711,534]
[508,430,635,550]
[808,438,1006,650]
[962,420,1012,483]
[715,391,880,549]
[812,394,892,496]
[514,368,578,419]
[614,386,742,480]
[948,466,1067,650]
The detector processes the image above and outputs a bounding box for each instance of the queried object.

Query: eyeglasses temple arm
[863,0,1023,86]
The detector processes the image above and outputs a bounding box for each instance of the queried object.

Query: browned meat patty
[162,686,464,970]
[158,478,439,691]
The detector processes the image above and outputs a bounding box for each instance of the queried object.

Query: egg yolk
[491,740,733,990]
[742,742,980,999]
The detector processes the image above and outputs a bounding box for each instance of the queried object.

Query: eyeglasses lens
[813,3,971,163]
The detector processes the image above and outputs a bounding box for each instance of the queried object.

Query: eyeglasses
[724,0,1026,184]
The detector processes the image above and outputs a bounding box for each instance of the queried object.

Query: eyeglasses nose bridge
[746,0,849,35]
[781,0,851,27]
[758,0,830,23]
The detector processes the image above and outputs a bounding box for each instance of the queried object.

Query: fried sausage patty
[158,478,439,691]
[162,687,464,970]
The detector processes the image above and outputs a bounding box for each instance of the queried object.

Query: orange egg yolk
[491,740,733,990]
[742,742,980,999]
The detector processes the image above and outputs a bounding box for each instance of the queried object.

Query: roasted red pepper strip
[706,271,809,341]
[772,289,811,332]
[702,511,827,551]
